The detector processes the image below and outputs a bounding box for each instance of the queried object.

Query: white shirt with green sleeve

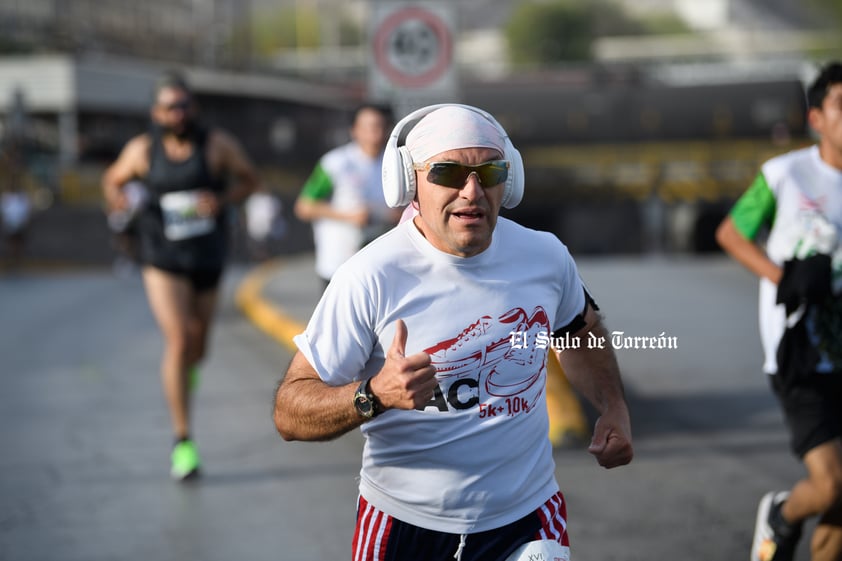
[729,145,842,374]
[300,142,385,281]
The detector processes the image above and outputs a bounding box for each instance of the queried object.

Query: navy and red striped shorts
[352,492,569,561]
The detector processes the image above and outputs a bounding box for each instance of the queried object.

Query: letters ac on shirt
[418,307,549,415]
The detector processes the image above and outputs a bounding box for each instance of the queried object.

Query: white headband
[405,106,506,163]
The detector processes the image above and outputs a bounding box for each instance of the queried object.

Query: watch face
[355,388,374,418]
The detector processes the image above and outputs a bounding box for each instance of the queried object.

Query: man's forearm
[716,217,782,284]
[274,372,365,442]
[224,175,259,206]
[557,321,627,414]
[294,198,330,222]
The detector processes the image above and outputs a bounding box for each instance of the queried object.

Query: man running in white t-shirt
[294,103,400,290]
[274,104,633,561]
[717,61,842,561]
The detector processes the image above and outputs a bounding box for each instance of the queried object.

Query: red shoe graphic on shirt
[484,307,531,366]
[426,316,493,378]
[425,307,550,399]
[485,307,549,398]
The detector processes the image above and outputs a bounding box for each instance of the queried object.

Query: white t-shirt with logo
[730,145,842,374]
[294,217,586,534]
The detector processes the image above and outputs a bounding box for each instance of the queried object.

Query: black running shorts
[155,264,223,293]
[770,372,842,458]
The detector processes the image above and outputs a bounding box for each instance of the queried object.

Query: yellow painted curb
[546,352,591,448]
[235,258,304,353]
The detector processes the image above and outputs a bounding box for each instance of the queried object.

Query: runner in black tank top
[102,72,258,481]
[139,124,228,285]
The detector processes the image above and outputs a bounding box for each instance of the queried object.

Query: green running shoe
[170,439,201,481]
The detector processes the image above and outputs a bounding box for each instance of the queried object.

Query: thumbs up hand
[368,319,439,411]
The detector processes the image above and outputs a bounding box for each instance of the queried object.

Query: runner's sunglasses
[412,160,509,188]
[159,99,191,112]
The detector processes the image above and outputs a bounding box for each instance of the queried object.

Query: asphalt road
[0,255,812,561]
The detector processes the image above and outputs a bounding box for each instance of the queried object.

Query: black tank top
[137,126,228,271]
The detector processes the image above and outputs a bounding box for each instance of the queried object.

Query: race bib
[160,190,215,241]
[505,540,570,561]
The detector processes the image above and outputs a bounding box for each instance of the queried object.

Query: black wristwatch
[353,379,381,419]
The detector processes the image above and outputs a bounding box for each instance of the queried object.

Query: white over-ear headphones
[381,103,525,209]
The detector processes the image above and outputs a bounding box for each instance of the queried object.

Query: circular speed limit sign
[373,5,454,89]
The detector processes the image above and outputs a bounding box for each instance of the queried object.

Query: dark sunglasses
[412,160,509,188]
[159,99,191,112]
